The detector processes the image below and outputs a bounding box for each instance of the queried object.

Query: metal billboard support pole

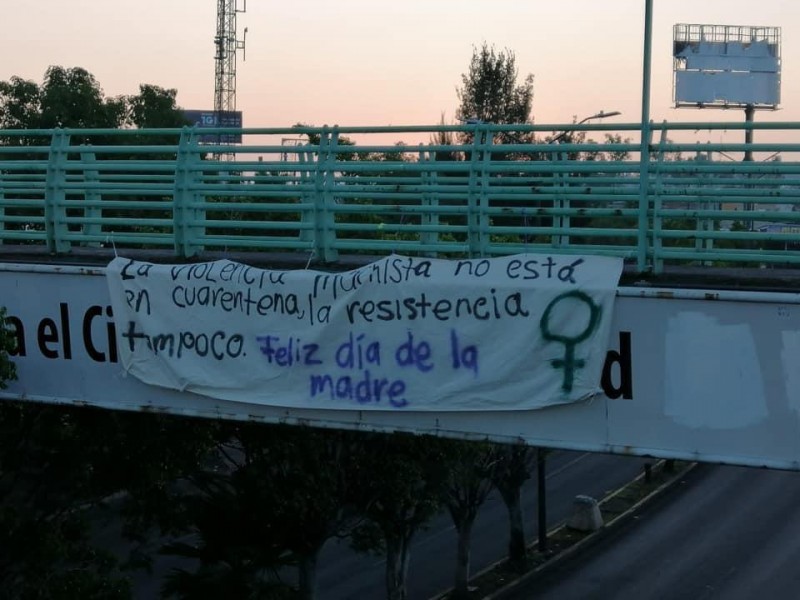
[744,104,755,163]
[744,104,755,228]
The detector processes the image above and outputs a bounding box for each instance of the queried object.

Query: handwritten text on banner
[105,254,623,411]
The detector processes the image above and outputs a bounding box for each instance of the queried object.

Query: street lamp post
[536,107,622,553]
[581,110,622,123]
[543,109,621,245]
[550,110,622,144]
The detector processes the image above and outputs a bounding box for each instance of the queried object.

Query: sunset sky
[2,1,798,131]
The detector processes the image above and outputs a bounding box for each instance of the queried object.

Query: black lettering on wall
[601,331,633,400]
[59,303,72,360]
[106,306,118,363]
[37,318,60,359]
[80,305,120,363]
[83,305,106,362]
[5,316,26,357]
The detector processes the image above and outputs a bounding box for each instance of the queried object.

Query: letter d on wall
[601,332,633,400]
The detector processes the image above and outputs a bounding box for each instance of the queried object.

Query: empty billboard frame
[673,23,781,109]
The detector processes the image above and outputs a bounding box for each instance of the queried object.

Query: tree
[159,423,370,600]
[0,66,195,243]
[454,44,538,240]
[232,425,368,600]
[0,77,41,132]
[430,113,462,163]
[0,397,220,599]
[0,313,126,598]
[0,403,134,598]
[0,67,186,134]
[125,84,187,129]
[0,67,223,598]
[0,308,15,389]
[455,43,534,146]
[602,133,632,162]
[547,130,632,162]
[490,444,536,569]
[354,433,453,600]
[38,66,125,130]
[444,442,497,598]
[123,84,189,150]
[160,467,297,600]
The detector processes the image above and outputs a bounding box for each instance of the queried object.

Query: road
[93,450,648,598]
[506,464,800,600]
[316,451,649,599]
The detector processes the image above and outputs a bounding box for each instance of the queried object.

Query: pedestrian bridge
[3,121,800,470]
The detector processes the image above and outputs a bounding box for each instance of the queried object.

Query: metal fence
[1,122,799,273]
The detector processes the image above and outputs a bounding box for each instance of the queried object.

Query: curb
[480,460,698,600]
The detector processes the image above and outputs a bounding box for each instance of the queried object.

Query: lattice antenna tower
[214,0,247,160]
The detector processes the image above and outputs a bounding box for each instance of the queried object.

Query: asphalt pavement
[505,463,800,600]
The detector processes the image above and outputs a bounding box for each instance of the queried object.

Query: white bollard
[567,494,604,532]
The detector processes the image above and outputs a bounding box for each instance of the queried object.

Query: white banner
[105,254,622,412]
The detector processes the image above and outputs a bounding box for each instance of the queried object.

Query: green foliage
[0,506,131,600]
[0,308,16,389]
[490,444,536,567]
[162,566,295,600]
[160,468,297,599]
[39,66,125,129]
[291,122,357,155]
[455,43,534,145]
[0,66,238,598]
[353,433,455,600]
[602,133,632,162]
[0,385,217,598]
[0,66,192,246]
[445,442,498,598]
[651,137,684,162]
[0,66,186,134]
[229,424,369,557]
[430,113,462,162]
[0,77,41,131]
[0,403,137,598]
[445,442,497,523]
[0,66,125,132]
[126,84,188,129]
[545,130,632,163]
[156,424,371,599]
[490,444,534,497]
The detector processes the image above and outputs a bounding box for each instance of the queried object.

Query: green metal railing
[1,122,800,273]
